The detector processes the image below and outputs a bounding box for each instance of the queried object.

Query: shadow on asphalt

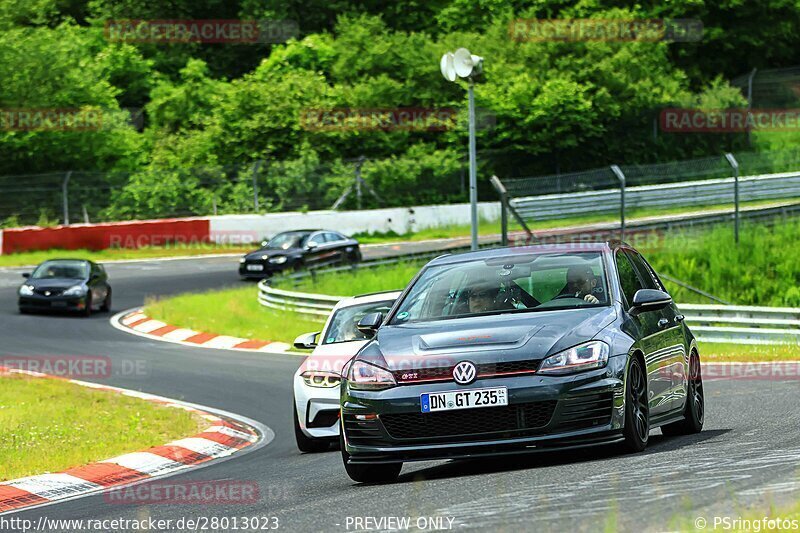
[393,429,732,484]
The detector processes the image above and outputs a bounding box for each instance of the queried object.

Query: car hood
[368,307,617,371]
[25,278,85,289]
[244,249,296,260]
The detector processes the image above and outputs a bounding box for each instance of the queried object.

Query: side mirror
[293,331,320,350]
[261,240,269,248]
[22,273,30,278]
[630,289,672,315]
[306,241,318,250]
[357,312,383,335]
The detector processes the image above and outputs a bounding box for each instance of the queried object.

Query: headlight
[268,256,288,265]
[19,285,34,296]
[261,254,269,261]
[63,285,87,297]
[239,257,246,263]
[301,371,341,388]
[348,360,396,390]
[538,341,609,375]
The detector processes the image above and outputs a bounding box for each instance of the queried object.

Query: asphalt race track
[2,250,800,532]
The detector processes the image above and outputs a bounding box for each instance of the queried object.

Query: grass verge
[2,197,794,268]
[0,373,205,481]
[145,285,324,343]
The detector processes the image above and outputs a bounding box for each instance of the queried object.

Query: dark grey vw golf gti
[339,242,704,483]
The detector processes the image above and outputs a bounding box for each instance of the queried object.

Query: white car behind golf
[293,290,401,452]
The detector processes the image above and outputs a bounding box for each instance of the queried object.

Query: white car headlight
[19,285,34,296]
[538,341,609,375]
[63,285,87,297]
[348,360,397,390]
[239,257,246,263]
[301,371,341,388]
[268,256,288,265]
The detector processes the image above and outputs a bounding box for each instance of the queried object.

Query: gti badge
[453,361,477,385]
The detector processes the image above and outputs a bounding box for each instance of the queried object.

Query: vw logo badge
[453,361,477,385]
[44,291,51,296]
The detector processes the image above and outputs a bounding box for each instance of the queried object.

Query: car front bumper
[239,260,288,278]
[19,294,89,312]
[294,374,341,440]
[341,354,627,464]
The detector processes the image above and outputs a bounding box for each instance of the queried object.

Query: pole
[62,171,72,226]
[468,79,478,251]
[610,165,626,242]
[725,153,740,243]
[252,160,262,212]
[746,68,757,149]
[355,156,365,210]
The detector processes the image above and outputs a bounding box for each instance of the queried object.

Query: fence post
[251,160,262,212]
[725,153,740,243]
[610,165,626,242]
[489,175,508,246]
[355,156,365,210]
[62,171,72,226]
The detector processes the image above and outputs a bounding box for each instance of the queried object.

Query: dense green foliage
[2,0,799,222]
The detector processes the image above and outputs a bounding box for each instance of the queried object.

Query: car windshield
[265,232,310,250]
[322,300,395,344]
[390,252,609,324]
[30,260,89,280]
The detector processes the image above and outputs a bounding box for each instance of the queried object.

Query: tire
[661,351,704,436]
[100,289,112,313]
[83,292,93,317]
[340,428,401,483]
[293,402,331,453]
[621,355,649,453]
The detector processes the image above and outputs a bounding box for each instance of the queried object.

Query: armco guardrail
[510,171,800,221]
[680,304,800,345]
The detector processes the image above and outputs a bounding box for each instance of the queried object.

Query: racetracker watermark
[104,480,260,505]
[661,108,800,132]
[109,230,260,249]
[0,356,147,379]
[105,19,298,44]
[702,362,800,381]
[0,109,103,131]
[510,18,703,42]
[300,108,457,132]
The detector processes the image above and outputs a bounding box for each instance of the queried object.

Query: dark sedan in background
[18,259,112,316]
[339,242,704,483]
[239,229,361,279]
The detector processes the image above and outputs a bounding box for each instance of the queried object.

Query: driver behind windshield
[559,265,600,304]
[466,279,515,314]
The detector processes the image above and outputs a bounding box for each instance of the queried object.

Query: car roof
[38,258,92,265]
[331,290,403,310]
[426,242,622,267]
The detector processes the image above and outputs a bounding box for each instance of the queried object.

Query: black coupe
[18,259,112,316]
[339,242,704,483]
[239,230,361,279]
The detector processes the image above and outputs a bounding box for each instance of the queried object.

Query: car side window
[324,232,342,243]
[615,251,644,308]
[630,252,666,292]
[625,251,659,291]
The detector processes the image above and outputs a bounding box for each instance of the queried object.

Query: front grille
[555,392,614,431]
[34,288,65,296]
[308,409,339,429]
[393,359,540,384]
[380,401,557,442]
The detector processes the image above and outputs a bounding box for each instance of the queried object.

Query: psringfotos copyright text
[695,515,800,531]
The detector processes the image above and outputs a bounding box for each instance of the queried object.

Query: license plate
[51,301,68,308]
[246,264,264,271]
[421,387,508,413]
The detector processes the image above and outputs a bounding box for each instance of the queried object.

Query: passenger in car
[558,265,601,304]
